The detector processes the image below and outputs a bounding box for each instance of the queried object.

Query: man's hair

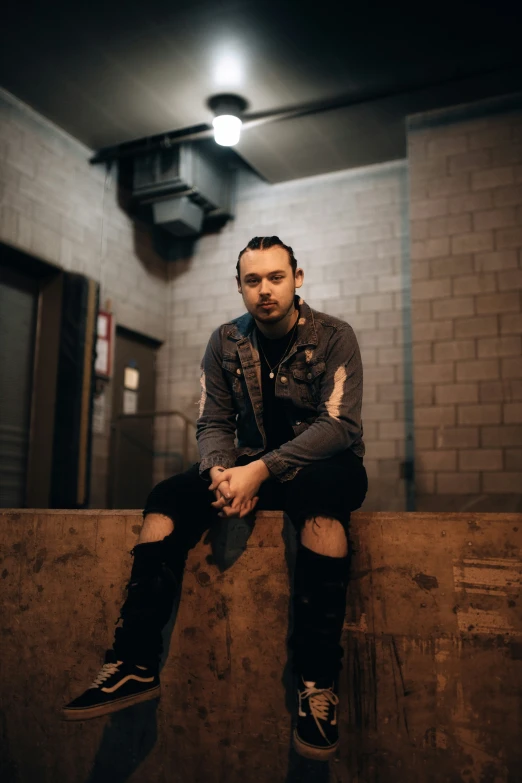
[236,236,298,279]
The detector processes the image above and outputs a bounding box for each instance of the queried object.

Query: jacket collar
[225,295,318,347]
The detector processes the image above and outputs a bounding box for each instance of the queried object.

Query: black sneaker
[293,674,340,760]
[62,650,160,721]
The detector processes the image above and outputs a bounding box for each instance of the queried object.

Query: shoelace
[299,684,339,739]
[89,661,122,689]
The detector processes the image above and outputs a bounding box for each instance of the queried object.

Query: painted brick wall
[408,95,522,511]
[0,90,168,507]
[158,161,412,511]
[0,89,414,511]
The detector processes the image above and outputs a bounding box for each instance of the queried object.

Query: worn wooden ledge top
[1,509,521,522]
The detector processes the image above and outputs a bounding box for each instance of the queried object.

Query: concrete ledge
[1,510,522,782]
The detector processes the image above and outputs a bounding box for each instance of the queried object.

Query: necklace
[257,316,299,379]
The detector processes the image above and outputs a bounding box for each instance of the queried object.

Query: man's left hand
[209,460,270,517]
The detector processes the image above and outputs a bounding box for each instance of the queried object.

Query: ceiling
[2,0,522,183]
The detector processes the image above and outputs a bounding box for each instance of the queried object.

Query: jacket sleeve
[261,325,363,481]
[196,327,237,479]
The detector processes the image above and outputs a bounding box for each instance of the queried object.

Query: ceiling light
[207,94,248,147]
[212,115,242,146]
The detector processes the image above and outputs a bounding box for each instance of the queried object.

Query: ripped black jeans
[145,449,367,538]
[123,449,368,679]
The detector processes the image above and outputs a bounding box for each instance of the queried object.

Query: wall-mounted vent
[153,197,203,237]
[132,142,234,237]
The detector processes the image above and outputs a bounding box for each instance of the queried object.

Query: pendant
[269,372,275,379]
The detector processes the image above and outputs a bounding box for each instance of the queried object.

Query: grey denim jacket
[197,296,365,482]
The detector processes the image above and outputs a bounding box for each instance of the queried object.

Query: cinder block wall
[0,89,168,507]
[159,161,412,510]
[4,86,520,513]
[407,95,522,511]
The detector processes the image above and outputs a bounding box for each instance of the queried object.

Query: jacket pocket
[222,358,245,399]
[291,360,325,404]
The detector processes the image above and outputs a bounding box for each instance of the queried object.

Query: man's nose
[259,279,271,296]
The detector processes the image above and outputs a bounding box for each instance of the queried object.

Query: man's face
[237,246,304,324]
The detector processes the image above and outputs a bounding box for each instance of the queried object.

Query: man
[63,236,367,761]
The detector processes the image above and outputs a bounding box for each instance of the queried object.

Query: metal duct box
[133,142,234,218]
[153,197,203,237]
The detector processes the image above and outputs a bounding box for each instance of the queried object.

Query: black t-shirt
[256,321,298,451]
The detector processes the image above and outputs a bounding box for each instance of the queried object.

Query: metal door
[110,327,157,509]
[0,264,38,507]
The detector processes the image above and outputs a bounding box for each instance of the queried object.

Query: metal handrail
[110,410,197,508]
[112,409,196,425]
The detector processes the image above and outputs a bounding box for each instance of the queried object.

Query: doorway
[110,326,159,509]
[0,264,38,507]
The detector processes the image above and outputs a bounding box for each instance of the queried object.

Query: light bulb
[212,114,242,146]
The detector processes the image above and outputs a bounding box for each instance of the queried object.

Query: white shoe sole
[293,728,338,760]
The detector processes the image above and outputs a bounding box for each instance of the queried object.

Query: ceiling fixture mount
[91,64,522,165]
[207,93,248,147]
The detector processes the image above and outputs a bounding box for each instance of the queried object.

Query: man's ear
[236,275,242,293]
[295,268,304,289]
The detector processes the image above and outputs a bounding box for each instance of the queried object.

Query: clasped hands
[208,461,270,519]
